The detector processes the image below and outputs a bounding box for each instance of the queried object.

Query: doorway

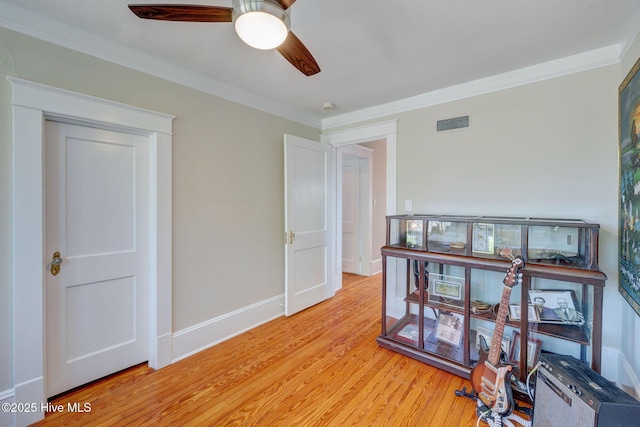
[10,78,173,425]
[341,145,372,276]
[322,120,397,290]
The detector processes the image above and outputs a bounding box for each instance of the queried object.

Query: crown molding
[0,1,322,128]
[322,44,622,130]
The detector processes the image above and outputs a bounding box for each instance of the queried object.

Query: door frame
[9,77,173,426]
[322,119,397,290]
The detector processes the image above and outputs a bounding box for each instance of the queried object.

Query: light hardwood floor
[32,273,482,426]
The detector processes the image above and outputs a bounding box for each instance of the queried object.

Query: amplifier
[532,353,640,427]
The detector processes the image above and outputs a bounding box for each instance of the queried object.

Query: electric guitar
[470,254,524,415]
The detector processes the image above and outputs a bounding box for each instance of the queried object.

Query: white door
[284,134,334,316]
[342,154,361,274]
[45,121,149,397]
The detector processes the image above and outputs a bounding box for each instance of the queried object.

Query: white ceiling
[2,0,640,128]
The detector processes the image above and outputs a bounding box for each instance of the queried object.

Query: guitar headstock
[503,256,524,287]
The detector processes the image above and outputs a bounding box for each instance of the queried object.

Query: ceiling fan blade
[274,0,297,9]
[128,4,233,22]
[276,31,320,76]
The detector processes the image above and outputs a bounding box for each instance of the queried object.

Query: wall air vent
[437,115,470,132]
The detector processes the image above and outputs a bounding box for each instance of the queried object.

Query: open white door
[284,134,334,316]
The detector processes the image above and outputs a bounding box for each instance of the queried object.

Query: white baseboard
[0,389,16,427]
[370,258,382,275]
[11,376,45,427]
[171,294,285,362]
[150,332,173,370]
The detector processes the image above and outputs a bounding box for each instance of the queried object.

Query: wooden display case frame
[377,215,607,386]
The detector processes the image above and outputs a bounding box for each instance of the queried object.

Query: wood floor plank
[32,273,490,427]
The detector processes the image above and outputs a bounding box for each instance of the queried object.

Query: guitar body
[470,254,523,415]
[471,336,514,415]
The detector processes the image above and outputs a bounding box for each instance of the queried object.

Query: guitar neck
[488,285,512,365]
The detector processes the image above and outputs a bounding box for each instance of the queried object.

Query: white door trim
[322,119,398,290]
[9,77,174,426]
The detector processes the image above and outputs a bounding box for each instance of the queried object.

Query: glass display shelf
[386,214,600,270]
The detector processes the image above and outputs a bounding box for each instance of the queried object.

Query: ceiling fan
[128,1,321,76]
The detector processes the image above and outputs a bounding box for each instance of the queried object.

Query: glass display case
[527,220,594,269]
[385,215,600,270]
[378,214,607,390]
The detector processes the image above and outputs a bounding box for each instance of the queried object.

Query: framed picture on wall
[618,54,640,317]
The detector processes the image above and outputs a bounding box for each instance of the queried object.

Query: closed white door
[342,155,361,274]
[45,121,149,397]
[284,134,334,316]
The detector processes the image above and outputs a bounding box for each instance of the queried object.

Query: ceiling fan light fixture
[232,0,291,50]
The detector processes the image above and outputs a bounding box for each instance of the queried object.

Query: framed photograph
[428,274,464,309]
[431,275,463,300]
[475,326,511,356]
[508,304,539,322]
[395,323,420,343]
[435,311,464,347]
[619,55,640,318]
[528,289,584,325]
[405,219,423,248]
[509,331,542,369]
[472,223,495,254]
[393,322,431,345]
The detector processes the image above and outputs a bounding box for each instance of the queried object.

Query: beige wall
[0,27,318,392]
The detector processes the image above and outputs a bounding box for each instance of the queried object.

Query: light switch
[405,200,412,212]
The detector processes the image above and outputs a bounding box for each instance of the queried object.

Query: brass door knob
[51,251,63,276]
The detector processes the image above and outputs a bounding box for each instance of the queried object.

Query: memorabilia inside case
[388,216,424,249]
[385,214,600,269]
[405,219,424,248]
[435,311,464,347]
[527,224,585,267]
[509,331,542,370]
[379,214,607,383]
[472,324,511,362]
[427,220,468,253]
[472,221,522,259]
[528,289,585,325]
[428,273,465,309]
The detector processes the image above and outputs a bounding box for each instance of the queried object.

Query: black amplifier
[532,353,640,427]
